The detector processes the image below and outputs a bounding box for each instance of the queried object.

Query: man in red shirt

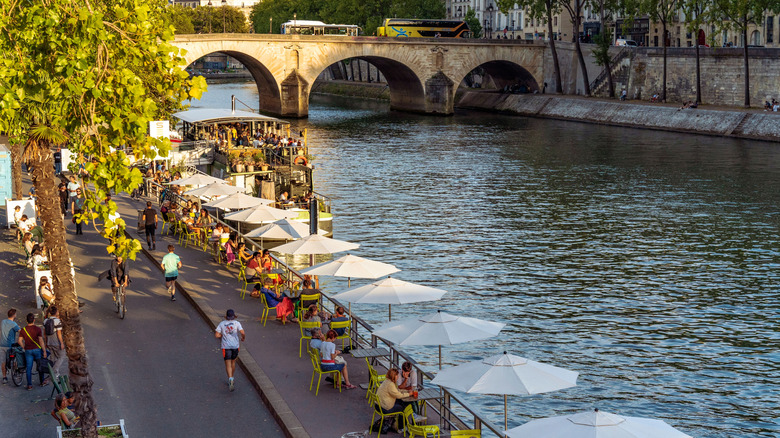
[18,313,48,390]
[244,252,262,283]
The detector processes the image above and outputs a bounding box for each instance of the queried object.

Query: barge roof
[173,108,289,125]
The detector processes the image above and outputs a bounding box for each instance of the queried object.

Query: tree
[167,5,195,34]
[193,5,249,33]
[504,0,563,93]
[681,0,710,104]
[593,28,616,97]
[636,0,678,102]
[711,0,780,107]
[561,0,592,95]
[464,7,483,38]
[0,1,205,437]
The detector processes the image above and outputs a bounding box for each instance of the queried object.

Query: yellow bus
[376,19,470,38]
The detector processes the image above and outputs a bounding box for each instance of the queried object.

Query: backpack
[44,318,56,336]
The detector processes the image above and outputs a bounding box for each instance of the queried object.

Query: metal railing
[143,178,504,437]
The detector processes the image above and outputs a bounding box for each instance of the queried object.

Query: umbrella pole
[388,304,391,321]
[504,394,508,434]
[438,345,442,370]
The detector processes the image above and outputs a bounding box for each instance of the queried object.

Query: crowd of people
[764,98,780,112]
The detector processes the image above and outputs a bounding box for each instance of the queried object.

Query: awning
[172,108,289,125]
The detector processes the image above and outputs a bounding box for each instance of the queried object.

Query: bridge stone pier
[173,34,546,118]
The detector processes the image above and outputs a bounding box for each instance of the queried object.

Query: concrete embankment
[311,80,390,100]
[457,92,780,142]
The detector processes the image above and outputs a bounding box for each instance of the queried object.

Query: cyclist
[109,255,130,303]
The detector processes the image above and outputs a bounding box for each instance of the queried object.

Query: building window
[768,17,774,43]
[553,17,557,26]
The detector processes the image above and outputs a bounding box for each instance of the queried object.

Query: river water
[193,81,779,437]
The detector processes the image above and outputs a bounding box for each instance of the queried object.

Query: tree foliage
[249,0,444,36]
[0,1,205,435]
[464,7,482,38]
[168,4,249,34]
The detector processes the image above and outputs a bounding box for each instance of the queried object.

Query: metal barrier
[142,178,504,437]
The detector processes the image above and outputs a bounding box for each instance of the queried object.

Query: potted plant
[57,419,128,437]
[245,157,255,172]
[230,152,244,173]
[253,151,268,171]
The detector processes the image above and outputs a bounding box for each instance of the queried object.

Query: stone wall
[456,92,780,141]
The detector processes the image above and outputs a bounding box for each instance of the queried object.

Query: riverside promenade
[109,192,397,437]
[0,181,284,437]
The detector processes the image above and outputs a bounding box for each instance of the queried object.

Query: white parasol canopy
[505,409,693,438]
[183,182,243,198]
[223,205,298,223]
[431,351,578,431]
[271,234,359,255]
[244,218,324,240]
[204,193,274,210]
[372,310,505,369]
[331,277,446,320]
[166,174,225,186]
[299,254,400,286]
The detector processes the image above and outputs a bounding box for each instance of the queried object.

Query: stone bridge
[173,34,546,117]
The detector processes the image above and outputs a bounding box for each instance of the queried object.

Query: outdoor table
[402,387,443,424]
[350,347,390,359]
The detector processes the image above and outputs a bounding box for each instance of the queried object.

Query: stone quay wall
[457,92,780,142]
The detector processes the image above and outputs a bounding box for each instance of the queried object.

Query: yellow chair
[259,293,279,326]
[369,392,405,438]
[366,364,387,403]
[161,212,176,235]
[298,321,321,357]
[449,430,480,438]
[297,292,321,315]
[403,405,439,438]
[329,320,351,349]
[180,225,199,248]
[308,349,341,396]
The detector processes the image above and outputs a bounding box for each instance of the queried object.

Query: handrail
[142,177,504,437]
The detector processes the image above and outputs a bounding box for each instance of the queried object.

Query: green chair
[297,292,321,317]
[308,349,341,396]
[369,392,405,438]
[366,362,387,402]
[403,405,439,438]
[180,225,199,248]
[298,321,321,357]
[259,293,278,326]
[330,320,351,349]
[449,430,480,438]
[162,212,176,235]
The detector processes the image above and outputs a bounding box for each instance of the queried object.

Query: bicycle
[5,344,26,386]
[113,282,126,320]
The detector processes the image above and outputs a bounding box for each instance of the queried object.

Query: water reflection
[192,83,780,437]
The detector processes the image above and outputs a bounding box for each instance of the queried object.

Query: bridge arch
[307,55,426,114]
[447,47,545,95]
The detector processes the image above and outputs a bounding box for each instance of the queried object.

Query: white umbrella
[331,277,446,320]
[431,351,578,432]
[505,409,693,438]
[166,174,224,186]
[183,182,243,198]
[223,205,298,223]
[299,254,400,287]
[204,193,275,210]
[244,218,322,240]
[372,310,505,369]
[271,234,359,256]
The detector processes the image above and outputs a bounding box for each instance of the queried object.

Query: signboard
[149,120,170,139]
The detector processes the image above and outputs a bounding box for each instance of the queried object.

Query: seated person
[28,244,49,267]
[330,306,349,336]
[309,327,324,352]
[376,368,411,414]
[302,305,323,336]
[254,279,297,322]
[39,276,55,307]
[396,361,417,391]
[300,279,321,307]
[51,393,80,429]
[319,329,356,389]
[260,249,273,272]
[22,232,35,256]
[244,252,262,283]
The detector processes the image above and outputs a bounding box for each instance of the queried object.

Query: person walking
[73,189,84,235]
[1,308,20,384]
[67,176,80,214]
[161,245,182,301]
[142,201,158,250]
[17,313,48,390]
[215,309,244,392]
[43,306,66,380]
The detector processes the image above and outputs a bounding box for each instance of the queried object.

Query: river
[193,80,779,437]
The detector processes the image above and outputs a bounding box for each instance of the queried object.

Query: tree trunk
[600,1,614,98]
[11,142,23,199]
[547,1,563,93]
[695,42,701,104]
[743,24,750,107]
[27,141,98,438]
[573,0,590,95]
[662,21,668,102]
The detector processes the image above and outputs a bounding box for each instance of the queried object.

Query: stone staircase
[590,48,634,97]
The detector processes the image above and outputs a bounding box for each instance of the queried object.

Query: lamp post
[270,17,272,33]
[487,4,493,39]
[207,0,212,33]
[221,0,226,33]
[511,19,515,39]
[483,19,488,39]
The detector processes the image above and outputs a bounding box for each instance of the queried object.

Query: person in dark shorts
[215,309,245,392]
[141,201,158,250]
[160,245,181,301]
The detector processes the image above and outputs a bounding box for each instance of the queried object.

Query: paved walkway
[113,193,391,437]
[0,180,284,437]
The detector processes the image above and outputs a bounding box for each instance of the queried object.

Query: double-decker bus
[280,20,360,36]
[376,19,470,38]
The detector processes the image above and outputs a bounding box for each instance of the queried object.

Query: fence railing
[143,178,505,437]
